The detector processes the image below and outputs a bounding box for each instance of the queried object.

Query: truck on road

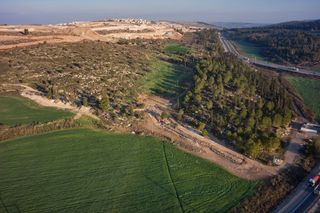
[309,175,320,187]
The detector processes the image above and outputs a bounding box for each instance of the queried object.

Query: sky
[0,0,320,24]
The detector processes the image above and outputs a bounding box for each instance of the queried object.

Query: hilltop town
[0,19,203,50]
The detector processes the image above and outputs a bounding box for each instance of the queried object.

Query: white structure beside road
[300,123,320,134]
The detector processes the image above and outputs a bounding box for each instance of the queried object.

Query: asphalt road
[273,163,320,213]
[219,33,320,212]
[219,33,320,78]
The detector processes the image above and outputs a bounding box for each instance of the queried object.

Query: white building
[300,123,320,134]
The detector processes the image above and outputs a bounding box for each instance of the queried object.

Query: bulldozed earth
[0,19,201,50]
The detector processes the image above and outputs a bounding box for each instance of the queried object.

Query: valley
[0,17,320,213]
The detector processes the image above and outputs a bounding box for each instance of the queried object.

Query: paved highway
[273,163,320,213]
[219,33,320,78]
[219,33,320,212]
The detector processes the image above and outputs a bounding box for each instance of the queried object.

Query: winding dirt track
[137,94,303,180]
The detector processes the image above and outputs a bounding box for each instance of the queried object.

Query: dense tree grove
[228,28,320,64]
[180,30,294,158]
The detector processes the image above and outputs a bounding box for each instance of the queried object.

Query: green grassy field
[164,43,190,55]
[0,96,73,126]
[233,40,266,61]
[287,76,320,121]
[141,60,193,97]
[0,128,258,213]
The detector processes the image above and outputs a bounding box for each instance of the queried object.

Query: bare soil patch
[0,20,199,50]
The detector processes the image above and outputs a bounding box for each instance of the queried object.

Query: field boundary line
[0,193,9,213]
[162,143,185,213]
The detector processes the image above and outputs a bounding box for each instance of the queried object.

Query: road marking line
[291,191,313,213]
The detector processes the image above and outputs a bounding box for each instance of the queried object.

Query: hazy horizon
[1,0,320,25]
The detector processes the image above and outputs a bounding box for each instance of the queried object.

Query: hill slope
[0,128,258,213]
[227,19,320,64]
[266,19,320,31]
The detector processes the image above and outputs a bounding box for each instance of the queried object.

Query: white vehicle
[289,67,299,71]
[242,57,250,63]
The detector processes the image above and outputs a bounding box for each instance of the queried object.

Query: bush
[82,97,89,107]
[313,137,320,158]
[202,129,209,137]
[100,96,109,112]
[161,112,169,120]
[0,118,78,141]
[197,122,206,132]
[304,137,320,158]
[177,109,184,120]
[23,29,29,35]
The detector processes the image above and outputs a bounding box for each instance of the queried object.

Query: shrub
[100,96,109,112]
[161,112,169,120]
[23,29,29,35]
[197,122,206,132]
[202,129,209,137]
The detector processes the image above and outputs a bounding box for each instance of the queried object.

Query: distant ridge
[212,22,266,29]
[164,20,217,29]
[264,19,320,31]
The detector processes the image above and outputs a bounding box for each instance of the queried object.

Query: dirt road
[137,94,303,180]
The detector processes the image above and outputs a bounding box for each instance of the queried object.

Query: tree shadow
[150,62,193,101]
